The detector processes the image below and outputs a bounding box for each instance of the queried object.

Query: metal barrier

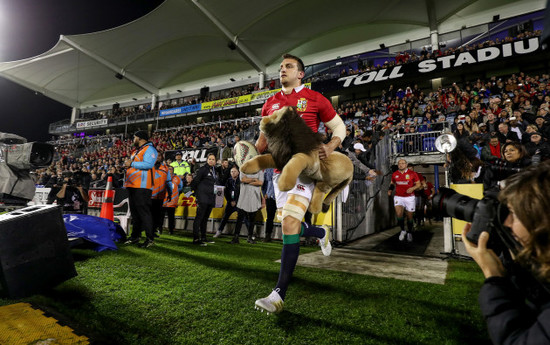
[335,135,394,242]
[334,125,449,243]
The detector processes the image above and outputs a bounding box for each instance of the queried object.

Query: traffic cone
[100,176,114,221]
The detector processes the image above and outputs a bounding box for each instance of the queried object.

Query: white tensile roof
[0,0,545,110]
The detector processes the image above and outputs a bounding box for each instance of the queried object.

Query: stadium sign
[159,103,201,117]
[76,119,108,129]
[166,147,219,163]
[336,37,541,88]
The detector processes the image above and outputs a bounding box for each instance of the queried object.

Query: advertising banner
[166,147,219,163]
[159,103,201,117]
[313,37,541,92]
[76,119,108,129]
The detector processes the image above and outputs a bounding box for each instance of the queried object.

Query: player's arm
[255,132,268,154]
[388,175,395,196]
[320,115,345,159]
[407,180,422,194]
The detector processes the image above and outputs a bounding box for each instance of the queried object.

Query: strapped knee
[281,194,310,222]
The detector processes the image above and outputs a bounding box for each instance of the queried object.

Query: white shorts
[273,173,315,209]
[394,195,416,213]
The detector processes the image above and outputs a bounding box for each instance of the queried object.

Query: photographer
[48,172,89,214]
[482,142,531,193]
[462,162,550,345]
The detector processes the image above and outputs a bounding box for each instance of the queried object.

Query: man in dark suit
[497,122,520,144]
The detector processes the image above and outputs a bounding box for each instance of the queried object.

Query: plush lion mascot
[241,106,353,214]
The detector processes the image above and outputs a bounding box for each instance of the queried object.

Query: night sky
[0,0,164,142]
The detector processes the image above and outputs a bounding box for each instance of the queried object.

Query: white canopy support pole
[70,107,79,125]
[60,35,159,96]
[259,71,265,89]
[190,0,266,73]
[426,0,439,50]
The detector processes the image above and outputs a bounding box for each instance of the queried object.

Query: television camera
[0,132,54,205]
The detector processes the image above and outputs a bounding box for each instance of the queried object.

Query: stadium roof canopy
[0,0,545,110]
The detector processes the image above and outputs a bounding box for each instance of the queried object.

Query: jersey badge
[405,174,410,179]
[297,98,308,112]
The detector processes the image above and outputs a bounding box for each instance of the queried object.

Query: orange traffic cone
[100,176,114,221]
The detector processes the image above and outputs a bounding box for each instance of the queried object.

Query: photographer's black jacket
[190,164,216,205]
[479,276,550,344]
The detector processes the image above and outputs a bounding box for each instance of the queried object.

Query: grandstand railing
[388,123,449,166]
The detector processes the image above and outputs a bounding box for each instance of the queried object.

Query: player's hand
[318,143,334,160]
[124,159,132,168]
[387,190,392,196]
[406,187,414,194]
[462,223,505,278]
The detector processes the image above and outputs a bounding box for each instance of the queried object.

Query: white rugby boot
[318,225,332,256]
[254,289,284,315]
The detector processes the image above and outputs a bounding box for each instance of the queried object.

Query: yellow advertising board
[174,192,333,226]
[200,83,312,111]
[450,183,484,235]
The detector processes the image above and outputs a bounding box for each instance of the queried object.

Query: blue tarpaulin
[63,214,125,252]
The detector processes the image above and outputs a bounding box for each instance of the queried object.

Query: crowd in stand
[309,30,542,81]
[75,31,541,124]
[38,67,550,194]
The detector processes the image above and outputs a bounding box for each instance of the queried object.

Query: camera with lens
[433,187,520,253]
[435,187,550,303]
[488,159,522,175]
[62,172,83,187]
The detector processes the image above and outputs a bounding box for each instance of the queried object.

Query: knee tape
[281,194,310,221]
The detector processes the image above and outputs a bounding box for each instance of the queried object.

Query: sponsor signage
[88,190,105,208]
[315,37,541,91]
[166,147,219,163]
[159,103,201,117]
[76,119,108,129]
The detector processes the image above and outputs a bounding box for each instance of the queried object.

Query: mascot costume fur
[241,106,353,214]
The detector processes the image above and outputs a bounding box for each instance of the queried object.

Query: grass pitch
[0,233,490,345]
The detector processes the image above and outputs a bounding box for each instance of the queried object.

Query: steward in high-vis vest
[170,152,191,176]
[151,157,169,236]
[162,165,183,234]
[124,130,158,248]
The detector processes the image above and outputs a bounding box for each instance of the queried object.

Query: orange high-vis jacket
[124,142,157,189]
[151,166,169,200]
[163,174,182,208]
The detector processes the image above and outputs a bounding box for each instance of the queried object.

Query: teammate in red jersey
[253,54,347,314]
[388,159,421,242]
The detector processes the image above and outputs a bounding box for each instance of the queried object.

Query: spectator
[497,122,520,143]
[229,169,263,244]
[190,153,217,246]
[525,131,550,162]
[214,165,240,238]
[483,141,531,193]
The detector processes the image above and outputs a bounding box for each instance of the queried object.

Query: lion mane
[260,107,323,171]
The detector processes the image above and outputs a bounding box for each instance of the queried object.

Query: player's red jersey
[414,172,425,197]
[424,181,434,199]
[391,169,419,197]
[261,85,336,132]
